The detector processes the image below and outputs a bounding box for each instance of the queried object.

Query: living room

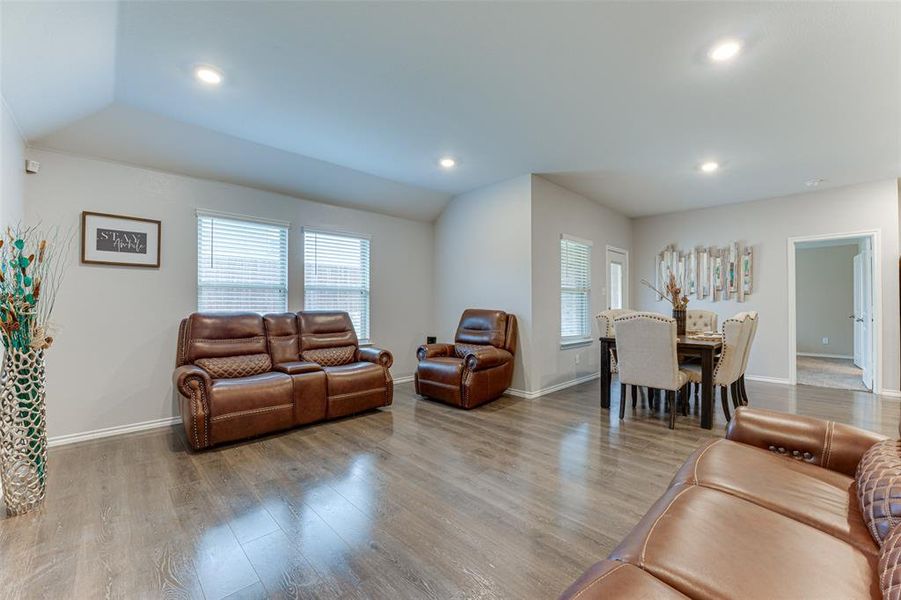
[1,2,900,599]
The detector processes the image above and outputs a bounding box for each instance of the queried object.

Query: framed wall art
[81,211,161,268]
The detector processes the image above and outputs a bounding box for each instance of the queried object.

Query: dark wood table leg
[600,339,611,409]
[700,348,714,429]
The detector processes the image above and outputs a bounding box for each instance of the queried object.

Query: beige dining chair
[613,312,692,429]
[732,310,758,405]
[683,313,753,422]
[596,309,637,375]
[686,309,718,333]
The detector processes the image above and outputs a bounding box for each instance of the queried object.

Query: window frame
[560,233,593,347]
[196,210,290,314]
[302,227,372,344]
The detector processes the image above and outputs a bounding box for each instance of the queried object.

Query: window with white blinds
[303,229,371,342]
[196,213,289,313]
[561,235,592,343]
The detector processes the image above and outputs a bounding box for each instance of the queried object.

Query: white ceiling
[3,1,900,220]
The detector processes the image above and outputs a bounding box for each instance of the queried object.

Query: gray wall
[433,175,533,391]
[1,96,25,227]
[530,175,631,392]
[795,244,858,356]
[631,179,900,393]
[25,149,434,439]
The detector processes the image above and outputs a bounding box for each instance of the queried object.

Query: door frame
[605,245,629,310]
[786,229,881,391]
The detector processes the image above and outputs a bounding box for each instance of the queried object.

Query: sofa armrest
[463,347,513,372]
[173,364,212,398]
[416,343,455,361]
[358,346,394,369]
[273,361,323,375]
[726,406,887,476]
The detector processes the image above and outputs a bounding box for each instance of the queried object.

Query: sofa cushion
[671,439,878,555]
[857,439,901,546]
[880,524,901,600]
[264,313,300,363]
[208,372,294,418]
[302,345,356,367]
[323,362,386,396]
[322,362,389,418]
[298,311,358,350]
[196,353,272,379]
[559,560,688,600]
[184,312,267,362]
[610,483,880,600]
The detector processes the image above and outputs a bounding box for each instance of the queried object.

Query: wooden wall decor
[655,242,754,302]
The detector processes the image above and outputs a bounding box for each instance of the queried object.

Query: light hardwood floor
[1,379,898,599]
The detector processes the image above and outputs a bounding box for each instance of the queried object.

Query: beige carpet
[796,355,869,391]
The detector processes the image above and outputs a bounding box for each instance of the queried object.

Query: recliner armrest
[174,364,213,397]
[417,343,455,361]
[462,346,513,372]
[358,346,394,368]
[273,361,323,375]
[726,406,886,476]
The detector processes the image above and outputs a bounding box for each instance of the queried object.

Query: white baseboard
[797,352,854,360]
[50,377,415,448]
[744,375,793,385]
[508,372,600,400]
[878,389,901,398]
[49,416,182,448]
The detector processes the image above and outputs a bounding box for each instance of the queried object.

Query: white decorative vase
[0,347,47,516]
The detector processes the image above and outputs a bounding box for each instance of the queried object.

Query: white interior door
[606,247,628,309]
[853,254,863,368]
[853,244,874,390]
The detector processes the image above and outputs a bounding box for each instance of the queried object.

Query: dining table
[599,334,723,429]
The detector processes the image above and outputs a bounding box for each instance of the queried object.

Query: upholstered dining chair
[596,309,637,375]
[683,313,753,422]
[732,311,759,405]
[686,309,718,333]
[613,312,692,429]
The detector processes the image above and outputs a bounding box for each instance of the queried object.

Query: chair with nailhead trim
[613,312,693,429]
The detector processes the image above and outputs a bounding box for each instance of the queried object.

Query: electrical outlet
[822,337,829,345]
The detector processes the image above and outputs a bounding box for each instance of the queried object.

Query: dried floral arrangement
[0,225,71,351]
[641,271,689,309]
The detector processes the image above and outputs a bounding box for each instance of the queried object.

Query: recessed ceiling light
[700,161,720,173]
[194,65,223,85]
[805,178,826,187]
[439,157,456,169]
[708,39,742,63]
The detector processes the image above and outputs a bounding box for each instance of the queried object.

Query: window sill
[560,338,593,350]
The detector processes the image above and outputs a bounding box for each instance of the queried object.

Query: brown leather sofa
[174,310,393,450]
[415,309,517,409]
[561,406,899,599]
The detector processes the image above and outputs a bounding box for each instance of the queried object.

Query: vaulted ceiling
[3,1,899,221]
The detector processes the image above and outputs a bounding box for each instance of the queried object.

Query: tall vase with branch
[0,225,70,516]
[641,272,689,335]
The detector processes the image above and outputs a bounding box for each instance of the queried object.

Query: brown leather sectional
[561,406,897,599]
[173,311,393,450]
[415,309,517,409]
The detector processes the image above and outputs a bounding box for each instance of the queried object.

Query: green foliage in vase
[0,225,71,351]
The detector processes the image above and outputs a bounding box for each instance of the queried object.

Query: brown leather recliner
[415,309,517,409]
[560,407,894,599]
[173,310,392,450]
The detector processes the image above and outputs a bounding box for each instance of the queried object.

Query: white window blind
[197,213,289,313]
[561,235,592,342]
[304,229,371,342]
